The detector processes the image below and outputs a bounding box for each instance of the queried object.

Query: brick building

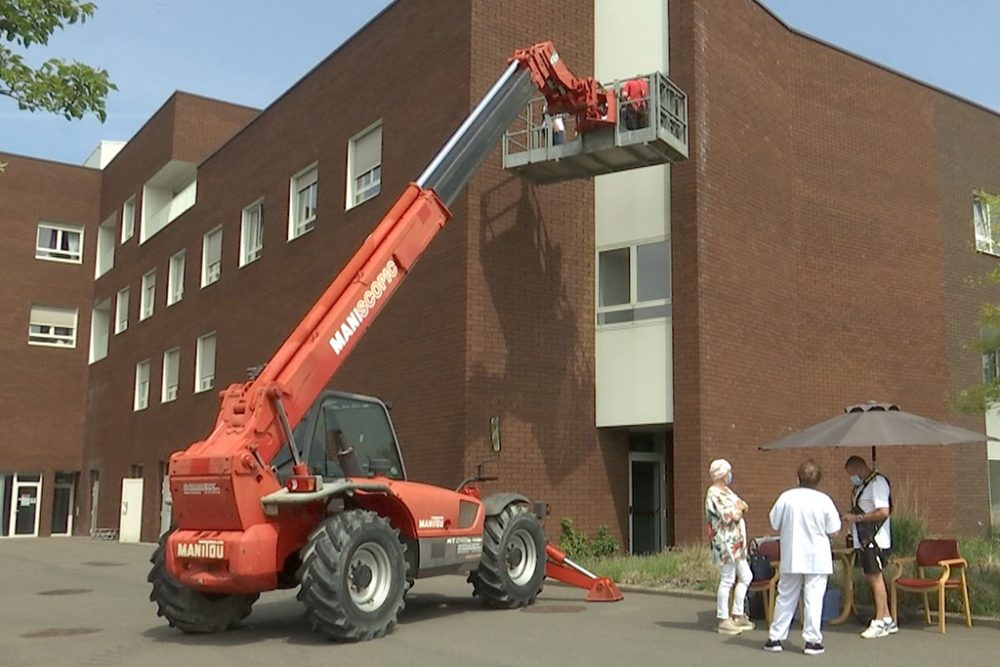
[2,0,998,548]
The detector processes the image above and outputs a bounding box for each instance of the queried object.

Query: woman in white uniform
[765,460,841,656]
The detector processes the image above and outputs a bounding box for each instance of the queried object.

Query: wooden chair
[890,539,972,634]
[748,540,781,623]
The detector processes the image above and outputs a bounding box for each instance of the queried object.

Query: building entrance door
[119,478,143,543]
[51,472,76,535]
[629,454,664,554]
[10,473,42,537]
[89,470,100,536]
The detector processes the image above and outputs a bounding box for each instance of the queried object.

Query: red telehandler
[150,43,629,642]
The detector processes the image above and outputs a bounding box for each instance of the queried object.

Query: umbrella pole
[871,445,877,467]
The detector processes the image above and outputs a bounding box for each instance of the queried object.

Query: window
[35,222,83,263]
[162,348,180,402]
[95,216,115,277]
[289,165,318,239]
[240,201,263,266]
[28,305,78,347]
[121,197,136,243]
[975,192,1000,255]
[596,240,671,325]
[168,251,185,305]
[140,270,156,320]
[347,123,382,208]
[134,359,150,411]
[201,227,222,287]
[89,298,111,363]
[115,287,130,334]
[195,332,216,393]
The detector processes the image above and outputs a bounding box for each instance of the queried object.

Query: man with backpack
[842,455,897,638]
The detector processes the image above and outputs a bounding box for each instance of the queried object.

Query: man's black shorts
[856,546,892,575]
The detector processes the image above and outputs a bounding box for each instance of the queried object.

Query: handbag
[748,539,775,582]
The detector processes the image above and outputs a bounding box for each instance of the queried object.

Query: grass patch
[578,543,718,593]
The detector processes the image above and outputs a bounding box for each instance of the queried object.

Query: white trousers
[768,572,828,644]
[716,560,752,619]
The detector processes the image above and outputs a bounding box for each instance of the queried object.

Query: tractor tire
[297,510,407,641]
[148,532,259,634]
[468,502,546,608]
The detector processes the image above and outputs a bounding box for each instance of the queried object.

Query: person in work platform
[842,455,896,638]
[765,460,841,656]
[704,458,755,635]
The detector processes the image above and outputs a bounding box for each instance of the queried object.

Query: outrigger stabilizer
[545,544,624,602]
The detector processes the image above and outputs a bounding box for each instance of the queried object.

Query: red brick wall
[670,0,995,542]
[0,154,100,535]
[82,0,476,540]
[464,0,628,543]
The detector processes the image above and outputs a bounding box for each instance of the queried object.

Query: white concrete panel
[988,407,1000,458]
[595,165,669,248]
[596,320,672,427]
[594,0,668,80]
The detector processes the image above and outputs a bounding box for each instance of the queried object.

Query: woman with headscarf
[705,458,754,634]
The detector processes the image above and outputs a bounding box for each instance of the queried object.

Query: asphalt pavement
[0,538,995,666]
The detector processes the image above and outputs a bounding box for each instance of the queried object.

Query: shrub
[558,518,619,560]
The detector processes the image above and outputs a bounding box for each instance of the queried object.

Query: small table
[829,548,856,625]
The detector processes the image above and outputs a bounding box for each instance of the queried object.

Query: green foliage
[891,511,928,560]
[558,518,619,560]
[0,0,115,121]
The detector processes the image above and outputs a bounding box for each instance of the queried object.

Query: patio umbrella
[758,401,997,463]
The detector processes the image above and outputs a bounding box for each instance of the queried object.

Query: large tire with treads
[148,531,259,633]
[468,502,546,608]
[297,510,407,641]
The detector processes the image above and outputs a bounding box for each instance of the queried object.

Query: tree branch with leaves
[0,0,115,121]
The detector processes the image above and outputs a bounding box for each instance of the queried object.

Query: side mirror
[489,416,502,453]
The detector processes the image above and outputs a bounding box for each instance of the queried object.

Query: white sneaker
[884,618,898,634]
[860,620,889,639]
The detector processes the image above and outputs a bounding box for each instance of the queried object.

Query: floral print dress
[705,485,748,565]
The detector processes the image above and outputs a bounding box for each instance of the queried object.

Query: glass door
[10,473,42,537]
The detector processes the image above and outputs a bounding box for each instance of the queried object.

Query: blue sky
[2,0,999,165]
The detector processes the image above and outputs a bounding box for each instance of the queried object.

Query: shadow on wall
[470,176,597,487]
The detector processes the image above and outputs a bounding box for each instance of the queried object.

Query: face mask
[849,474,863,487]
[726,472,733,486]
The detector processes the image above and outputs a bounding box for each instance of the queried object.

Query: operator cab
[274,390,406,482]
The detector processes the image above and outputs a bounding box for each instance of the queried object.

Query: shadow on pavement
[655,608,718,633]
[142,589,506,646]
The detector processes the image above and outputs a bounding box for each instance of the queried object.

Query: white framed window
[121,196,136,243]
[201,226,222,287]
[161,347,180,402]
[289,164,318,239]
[89,298,111,363]
[35,221,84,263]
[140,270,156,321]
[134,359,150,411]
[167,250,185,305]
[974,192,999,255]
[95,215,115,278]
[240,200,264,266]
[347,123,382,209]
[28,305,78,348]
[596,239,671,326]
[115,287,130,334]
[195,332,216,393]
